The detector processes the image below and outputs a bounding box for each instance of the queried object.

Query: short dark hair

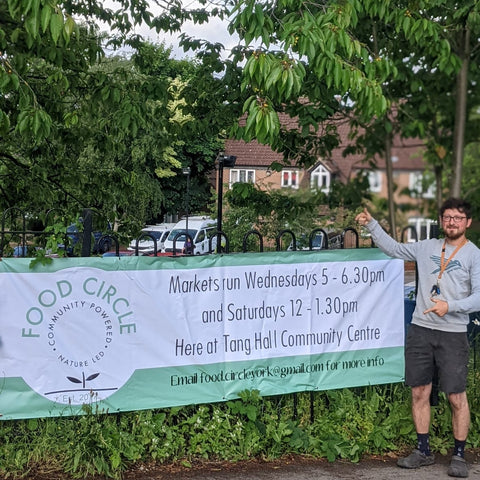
[440,198,472,219]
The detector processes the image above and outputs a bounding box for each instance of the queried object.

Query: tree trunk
[385,133,396,240]
[435,164,443,217]
[451,26,470,197]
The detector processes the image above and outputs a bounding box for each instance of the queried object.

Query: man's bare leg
[411,384,432,434]
[397,384,435,469]
[449,391,470,441]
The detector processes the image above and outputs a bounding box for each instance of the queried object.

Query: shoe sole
[397,457,435,469]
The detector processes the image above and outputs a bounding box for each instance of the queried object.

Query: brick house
[220,117,433,215]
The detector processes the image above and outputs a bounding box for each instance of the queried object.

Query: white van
[128,223,176,255]
[163,216,217,255]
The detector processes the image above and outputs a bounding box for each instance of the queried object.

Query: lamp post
[182,167,191,253]
[216,152,236,252]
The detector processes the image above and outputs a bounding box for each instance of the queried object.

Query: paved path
[126,452,480,479]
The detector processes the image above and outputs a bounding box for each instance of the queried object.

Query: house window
[368,171,382,193]
[310,165,331,192]
[282,170,299,188]
[409,172,435,199]
[230,169,255,188]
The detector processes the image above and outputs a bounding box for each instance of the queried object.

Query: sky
[103,0,239,59]
[138,15,238,59]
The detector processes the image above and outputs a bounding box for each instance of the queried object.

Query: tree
[4,0,480,228]
[217,0,480,225]
[180,1,480,197]
[130,42,226,219]
[1,1,167,219]
[0,0,237,145]
[0,40,179,223]
[1,0,226,232]
[389,1,480,201]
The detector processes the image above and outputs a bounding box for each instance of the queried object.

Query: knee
[448,392,469,411]
[411,384,432,405]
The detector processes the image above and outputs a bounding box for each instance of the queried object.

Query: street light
[216,152,236,252]
[182,167,191,253]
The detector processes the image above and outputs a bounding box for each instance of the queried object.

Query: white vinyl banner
[0,249,405,419]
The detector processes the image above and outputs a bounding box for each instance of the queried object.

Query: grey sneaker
[448,455,468,477]
[397,449,435,469]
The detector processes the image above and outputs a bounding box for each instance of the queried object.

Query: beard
[444,229,464,241]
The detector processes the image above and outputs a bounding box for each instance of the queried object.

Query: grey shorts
[405,324,469,394]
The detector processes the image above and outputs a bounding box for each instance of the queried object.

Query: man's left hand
[423,298,449,317]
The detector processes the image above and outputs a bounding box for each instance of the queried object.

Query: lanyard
[438,238,468,281]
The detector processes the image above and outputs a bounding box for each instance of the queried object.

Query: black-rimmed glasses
[442,215,467,223]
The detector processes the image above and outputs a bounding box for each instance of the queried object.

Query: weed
[0,379,479,479]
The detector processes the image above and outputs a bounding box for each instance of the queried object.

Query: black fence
[0,207,115,258]
[0,208,365,258]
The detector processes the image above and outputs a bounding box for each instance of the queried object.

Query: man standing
[355,198,480,478]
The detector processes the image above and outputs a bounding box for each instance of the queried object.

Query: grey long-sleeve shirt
[366,219,480,332]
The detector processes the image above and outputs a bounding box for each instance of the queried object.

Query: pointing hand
[423,298,449,317]
[355,208,372,227]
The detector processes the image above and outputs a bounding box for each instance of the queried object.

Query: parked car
[127,223,175,255]
[163,216,217,255]
[59,223,113,255]
[287,232,325,251]
[287,231,342,251]
[13,245,39,257]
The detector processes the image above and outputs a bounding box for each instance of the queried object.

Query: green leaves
[40,2,52,33]
[2,1,83,148]
[221,0,475,202]
[230,1,274,46]
[243,94,280,144]
[0,66,20,92]
[240,51,307,142]
[49,10,65,44]
[231,0,395,145]
[16,108,52,140]
[7,0,76,45]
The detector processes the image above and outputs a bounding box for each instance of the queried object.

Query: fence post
[276,229,295,251]
[341,227,359,248]
[81,209,93,257]
[242,230,263,252]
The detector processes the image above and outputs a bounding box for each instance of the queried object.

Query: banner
[0,249,405,419]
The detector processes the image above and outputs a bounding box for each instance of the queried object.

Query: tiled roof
[225,140,282,168]
[225,113,426,182]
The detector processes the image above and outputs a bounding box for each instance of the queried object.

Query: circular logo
[20,272,137,405]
